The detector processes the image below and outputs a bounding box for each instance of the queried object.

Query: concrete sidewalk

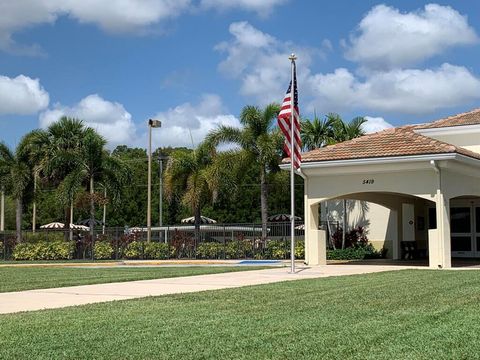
[0,264,416,314]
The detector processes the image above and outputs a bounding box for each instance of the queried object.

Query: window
[451,236,472,251]
[450,207,471,233]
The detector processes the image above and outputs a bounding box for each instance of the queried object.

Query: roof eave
[280,153,459,171]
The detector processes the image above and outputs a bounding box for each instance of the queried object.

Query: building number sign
[362,179,375,185]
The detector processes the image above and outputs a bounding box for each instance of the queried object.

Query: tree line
[0,107,365,241]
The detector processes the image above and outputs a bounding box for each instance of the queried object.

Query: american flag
[277,62,301,169]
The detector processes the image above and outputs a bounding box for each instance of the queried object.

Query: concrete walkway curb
[0,264,417,315]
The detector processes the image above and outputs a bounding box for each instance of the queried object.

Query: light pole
[147,119,161,242]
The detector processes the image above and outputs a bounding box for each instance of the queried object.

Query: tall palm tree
[28,118,86,238]
[164,144,235,244]
[206,103,282,238]
[0,138,35,242]
[60,128,128,237]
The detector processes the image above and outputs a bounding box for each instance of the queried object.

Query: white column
[429,190,451,269]
[305,201,327,266]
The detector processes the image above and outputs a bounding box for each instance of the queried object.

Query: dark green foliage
[327,243,382,260]
[12,241,74,260]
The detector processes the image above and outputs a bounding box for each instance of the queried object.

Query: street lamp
[147,119,161,242]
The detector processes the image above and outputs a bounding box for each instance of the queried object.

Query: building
[299,108,480,269]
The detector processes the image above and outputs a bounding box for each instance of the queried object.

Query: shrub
[124,241,143,259]
[225,239,253,259]
[196,242,223,259]
[143,242,171,260]
[12,241,74,260]
[295,240,305,259]
[94,241,114,260]
[265,239,288,259]
[331,226,368,249]
[327,243,382,260]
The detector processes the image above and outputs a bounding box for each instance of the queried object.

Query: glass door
[450,205,474,257]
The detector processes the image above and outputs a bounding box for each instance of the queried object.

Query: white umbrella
[40,222,65,229]
[181,216,217,224]
[69,223,89,231]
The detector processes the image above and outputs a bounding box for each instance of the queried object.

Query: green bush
[265,239,287,259]
[196,242,223,259]
[295,240,305,259]
[225,240,253,259]
[143,242,171,260]
[12,241,74,260]
[327,243,381,260]
[123,241,143,259]
[94,242,114,260]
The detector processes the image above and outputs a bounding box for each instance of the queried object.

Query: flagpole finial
[289,53,297,62]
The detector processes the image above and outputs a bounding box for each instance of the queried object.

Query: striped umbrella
[70,223,89,231]
[40,222,65,229]
[181,216,217,224]
[267,214,302,222]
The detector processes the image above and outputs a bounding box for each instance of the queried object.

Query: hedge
[12,241,75,260]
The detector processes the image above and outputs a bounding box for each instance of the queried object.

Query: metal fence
[0,221,339,261]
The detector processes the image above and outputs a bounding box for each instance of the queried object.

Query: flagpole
[289,53,296,274]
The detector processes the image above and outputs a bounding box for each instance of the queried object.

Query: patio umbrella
[69,223,89,231]
[267,214,302,222]
[40,222,65,229]
[181,216,217,224]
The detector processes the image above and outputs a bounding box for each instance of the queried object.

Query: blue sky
[2,0,480,149]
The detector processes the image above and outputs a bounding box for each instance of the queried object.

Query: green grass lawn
[1,269,480,359]
[0,266,268,293]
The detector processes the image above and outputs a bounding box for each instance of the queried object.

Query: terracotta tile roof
[293,125,480,164]
[416,108,480,129]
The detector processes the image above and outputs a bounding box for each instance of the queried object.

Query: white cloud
[0,75,49,115]
[0,0,191,54]
[0,0,289,55]
[149,94,241,148]
[307,63,480,114]
[39,94,137,146]
[200,0,288,16]
[216,21,318,105]
[216,21,480,116]
[345,4,478,69]
[362,116,393,133]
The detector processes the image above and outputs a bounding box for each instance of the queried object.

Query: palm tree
[61,128,128,237]
[301,112,336,151]
[0,138,35,242]
[328,113,366,142]
[164,144,235,244]
[206,103,282,238]
[28,118,87,238]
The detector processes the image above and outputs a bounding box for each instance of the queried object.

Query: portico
[295,109,480,269]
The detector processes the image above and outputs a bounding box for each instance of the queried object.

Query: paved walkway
[0,264,418,314]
